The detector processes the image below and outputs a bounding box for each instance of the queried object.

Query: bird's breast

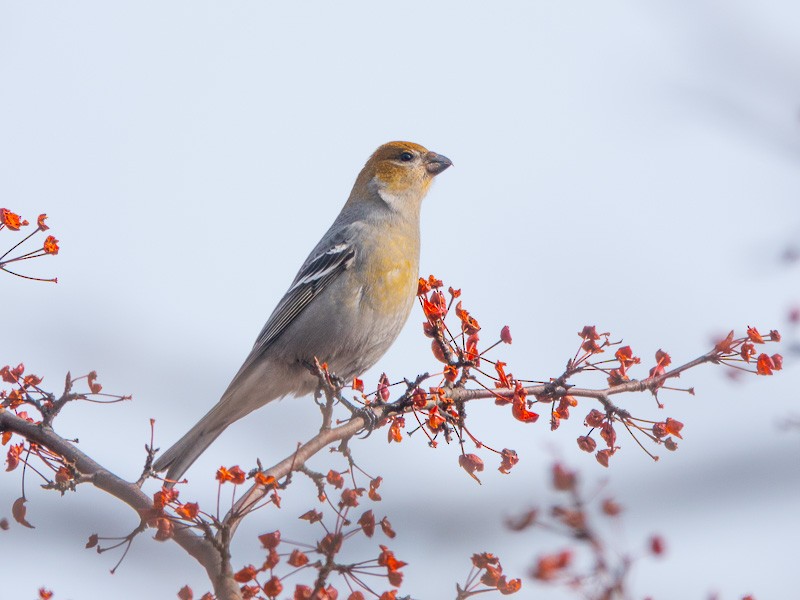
[361,233,419,317]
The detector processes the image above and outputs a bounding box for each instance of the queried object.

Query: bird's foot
[338,396,380,438]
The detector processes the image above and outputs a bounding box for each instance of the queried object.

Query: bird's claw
[355,407,379,439]
[338,396,379,438]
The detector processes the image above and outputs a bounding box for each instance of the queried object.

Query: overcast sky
[1,1,799,599]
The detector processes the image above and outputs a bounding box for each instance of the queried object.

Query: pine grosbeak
[154,141,452,482]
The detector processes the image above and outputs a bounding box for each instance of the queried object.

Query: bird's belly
[278,231,418,387]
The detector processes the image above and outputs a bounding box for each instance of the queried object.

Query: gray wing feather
[253,244,355,352]
[232,224,360,379]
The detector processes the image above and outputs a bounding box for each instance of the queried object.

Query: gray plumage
[152,142,451,483]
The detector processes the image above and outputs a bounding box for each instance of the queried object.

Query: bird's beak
[424,151,453,176]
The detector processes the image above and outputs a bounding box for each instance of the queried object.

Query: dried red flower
[368,476,383,501]
[596,448,613,468]
[380,516,396,539]
[747,326,765,344]
[649,535,665,556]
[340,487,363,508]
[299,509,323,523]
[615,345,639,368]
[177,585,193,600]
[318,532,343,555]
[714,330,736,354]
[175,502,199,520]
[427,405,445,431]
[584,409,605,428]
[664,417,683,439]
[498,448,519,474]
[552,463,576,491]
[43,235,60,255]
[326,470,344,489]
[459,453,485,483]
[262,576,283,597]
[387,416,404,443]
[576,435,596,453]
[0,208,27,231]
[377,373,391,402]
[358,510,375,537]
[601,498,622,516]
[258,530,281,549]
[87,371,102,394]
[756,353,775,375]
[532,550,572,581]
[233,565,258,583]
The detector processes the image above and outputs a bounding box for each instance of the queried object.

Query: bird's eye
[399,151,414,162]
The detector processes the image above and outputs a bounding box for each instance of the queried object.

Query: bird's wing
[234,222,360,378]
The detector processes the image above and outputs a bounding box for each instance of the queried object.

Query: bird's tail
[153,400,241,485]
[153,358,290,485]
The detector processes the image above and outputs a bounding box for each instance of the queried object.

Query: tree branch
[449,350,716,405]
[222,348,720,536]
[0,410,242,600]
[0,344,742,598]
[224,415,368,538]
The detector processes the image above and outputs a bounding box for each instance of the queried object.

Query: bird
[153,141,452,483]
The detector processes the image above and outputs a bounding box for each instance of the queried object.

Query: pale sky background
[1,1,799,599]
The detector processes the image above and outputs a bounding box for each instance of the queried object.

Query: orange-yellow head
[348,141,452,215]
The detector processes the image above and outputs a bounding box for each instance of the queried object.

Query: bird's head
[349,141,452,215]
